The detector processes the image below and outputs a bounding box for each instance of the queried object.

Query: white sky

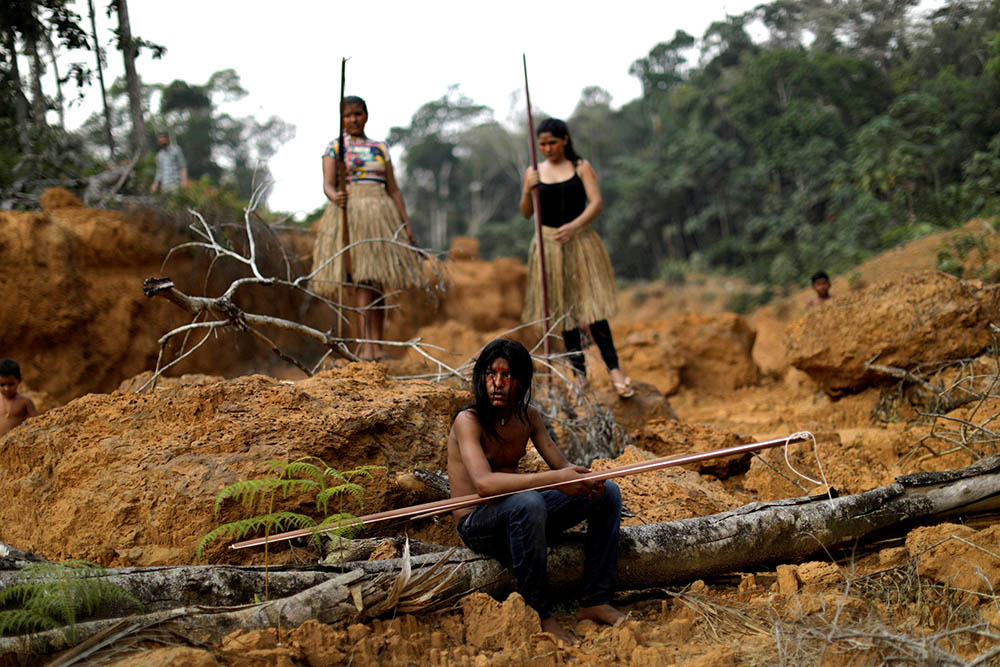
[59,1,776,215]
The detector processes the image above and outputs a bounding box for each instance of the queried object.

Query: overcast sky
[62,1,776,215]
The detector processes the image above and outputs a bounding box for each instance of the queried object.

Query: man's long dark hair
[468,338,534,441]
[537,117,582,165]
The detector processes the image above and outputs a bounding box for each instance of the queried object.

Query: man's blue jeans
[456,481,622,619]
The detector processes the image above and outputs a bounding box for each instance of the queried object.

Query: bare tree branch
[140,181,453,390]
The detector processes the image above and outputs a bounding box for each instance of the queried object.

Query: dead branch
[139,183,456,390]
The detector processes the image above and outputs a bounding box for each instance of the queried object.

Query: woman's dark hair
[537,117,582,165]
[342,95,367,114]
[468,338,534,441]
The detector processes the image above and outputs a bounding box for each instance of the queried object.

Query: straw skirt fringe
[523,225,618,330]
[311,182,422,297]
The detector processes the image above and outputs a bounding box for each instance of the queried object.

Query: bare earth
[2,193,1000,664]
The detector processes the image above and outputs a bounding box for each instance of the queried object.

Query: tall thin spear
[230,432,814,550]
[523,54,552,361]
[337,57,351,338]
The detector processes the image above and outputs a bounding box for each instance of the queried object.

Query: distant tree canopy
[389,0,1000,287]
[1,3,293,209]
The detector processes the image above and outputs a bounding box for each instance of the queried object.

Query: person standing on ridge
[150,131,189,193]
[520,118,634,398]
[311,96,421,361]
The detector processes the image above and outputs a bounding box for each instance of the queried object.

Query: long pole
[231,432,813,550]
[523,54,552,361]
[337,58,350,338]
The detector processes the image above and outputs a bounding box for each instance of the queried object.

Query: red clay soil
[4,195,1000,664]
[0,364,467,566]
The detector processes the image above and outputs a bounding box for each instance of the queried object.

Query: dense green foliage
[75,67,295,200]
[1,1,292,210]
[390,1,1000,288]
[0,560,141,641]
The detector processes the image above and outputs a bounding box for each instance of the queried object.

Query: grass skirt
[523,224,618,331]
[311,182,422,296]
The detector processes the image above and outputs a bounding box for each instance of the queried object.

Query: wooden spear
[523,54,552,361]
[231,432,813,550]
[337,57,351,338]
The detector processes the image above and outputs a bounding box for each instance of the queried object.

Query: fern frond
[59,560,101,569]
[316,482,366,514]
[213,477,283,513]
[0,562,142,642]
[322,468,348,486]
[275,458,329,487]
[0,609,61,636]
[213,477,320,513]
[0,584,39,606]
[342,464,383,480]
[196,511,317,560]
[316,513,364,540]
[277,477,322,499]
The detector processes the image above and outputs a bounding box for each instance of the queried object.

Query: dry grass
[668,554,1000,666]
[868,340,1000,472]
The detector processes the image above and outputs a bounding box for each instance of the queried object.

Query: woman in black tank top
[519,118,634,399]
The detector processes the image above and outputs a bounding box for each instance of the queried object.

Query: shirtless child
[0,359,37,437]
[806,270,833,310]
[447,338,624,644]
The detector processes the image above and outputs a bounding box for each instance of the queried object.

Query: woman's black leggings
[562,320,619,377]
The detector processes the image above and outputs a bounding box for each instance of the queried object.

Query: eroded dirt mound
[384,237,528,347]
[0,364,467,566]
[785,271,1000,395]
[145,591,739,666]
[628,419,753,477]
[908,523,1000,594]
[592,446,746,525]
[613,313,760,395]
[743,430,895,499]
[0,191,191,404]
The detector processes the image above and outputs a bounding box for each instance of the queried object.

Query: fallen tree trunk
[5,456,1000,658]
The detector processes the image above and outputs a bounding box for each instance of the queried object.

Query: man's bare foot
[540,617,578,645]
[576,604,626,626]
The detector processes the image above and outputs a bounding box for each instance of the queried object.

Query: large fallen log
[5,456,1000,658]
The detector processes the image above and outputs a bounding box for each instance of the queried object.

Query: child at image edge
[0,359,37,437]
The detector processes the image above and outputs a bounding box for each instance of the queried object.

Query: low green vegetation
[726,287,775,315]
[935,225,1000,281]
[196,458,380,561]
[0,561,141,642]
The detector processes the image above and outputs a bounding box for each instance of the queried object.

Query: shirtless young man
[0,359,37,437]
[447,338,624,644]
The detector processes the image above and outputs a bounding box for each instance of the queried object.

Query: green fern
[316,513,364,540]
[272,458,328,486]
[316,482,366,514]
[325,464,380,484]
[195,511,318,560]
[0,561,142,643]
[198,457,383,562]
[212,477,321,514]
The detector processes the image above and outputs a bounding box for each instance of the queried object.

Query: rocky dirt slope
[2,195,1000,664]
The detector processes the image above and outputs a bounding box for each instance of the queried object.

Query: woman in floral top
[312,96,421,361]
